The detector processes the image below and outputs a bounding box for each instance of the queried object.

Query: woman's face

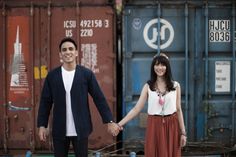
[154,62,166,77]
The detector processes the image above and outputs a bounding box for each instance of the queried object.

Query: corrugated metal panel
[122,0,235,152]
[202,3,235,144]
[1,3,116,153]
[2,0,113,6]
[0,6,5,152]
[124,0,232,5]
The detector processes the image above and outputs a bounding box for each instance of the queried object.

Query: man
[37,37,120,157]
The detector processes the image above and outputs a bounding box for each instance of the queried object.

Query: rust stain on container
[1,3,116,152]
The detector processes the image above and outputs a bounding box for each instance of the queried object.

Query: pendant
[159,96,165,106]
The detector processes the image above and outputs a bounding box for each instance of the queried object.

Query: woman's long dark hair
[147,55,175,91]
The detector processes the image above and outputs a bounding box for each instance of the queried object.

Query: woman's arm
[176,84,187,147]
[118,84,148,127]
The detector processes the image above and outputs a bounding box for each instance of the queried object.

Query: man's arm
[88,71,113,123]
[87,71,123,135]
[37,76,53,141]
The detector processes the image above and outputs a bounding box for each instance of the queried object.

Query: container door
[1,1,116,153]
[79,7,116,149]
[197,4,236,144]
[122,4,193,151]
[36,5,116,150]
[4,8,34,150]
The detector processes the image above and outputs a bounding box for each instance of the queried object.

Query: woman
[118,53,187,157]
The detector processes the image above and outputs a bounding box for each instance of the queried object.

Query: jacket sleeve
[37,76,53,128]
[88,71,113,123]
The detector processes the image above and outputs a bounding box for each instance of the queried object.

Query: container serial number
[80,29,93,37]
[80,19,109,28]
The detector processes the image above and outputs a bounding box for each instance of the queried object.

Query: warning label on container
[81,43,99,73]
[215,61,230,92]
[209,20,230,42]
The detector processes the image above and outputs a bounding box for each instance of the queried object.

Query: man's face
[59,41,78,64]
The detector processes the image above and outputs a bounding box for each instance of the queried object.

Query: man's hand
[38,126,48,142]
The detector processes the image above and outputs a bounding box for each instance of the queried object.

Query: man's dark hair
[59,37,77,51]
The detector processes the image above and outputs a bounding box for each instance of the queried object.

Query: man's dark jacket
[37,65,113,139]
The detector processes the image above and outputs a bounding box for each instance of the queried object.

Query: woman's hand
[180,134,187,147]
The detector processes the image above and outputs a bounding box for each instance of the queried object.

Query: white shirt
[61,67,77,136]
[147,81,179,115]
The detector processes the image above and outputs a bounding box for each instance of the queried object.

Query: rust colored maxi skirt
[145,113,181,157]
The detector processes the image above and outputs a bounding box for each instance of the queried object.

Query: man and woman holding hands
[37,37,186,157]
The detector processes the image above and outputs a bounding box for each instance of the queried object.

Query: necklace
[156,85,168,123]
[156,86,167,106]
[158,93,165,106]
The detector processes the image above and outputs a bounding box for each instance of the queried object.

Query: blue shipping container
[122,0,236,154]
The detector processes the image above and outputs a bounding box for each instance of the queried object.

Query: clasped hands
[107,122,123,136]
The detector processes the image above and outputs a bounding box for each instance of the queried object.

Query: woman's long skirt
[145,113,181,157]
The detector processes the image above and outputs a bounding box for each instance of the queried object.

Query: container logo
[143,18,174,49]
[10,26,29,88]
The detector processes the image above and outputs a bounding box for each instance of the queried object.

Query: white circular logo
[143,18,174,49]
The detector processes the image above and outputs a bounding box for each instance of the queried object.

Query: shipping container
[2,0,236,156]
[0,0,116,154]
[122,0,236,155]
